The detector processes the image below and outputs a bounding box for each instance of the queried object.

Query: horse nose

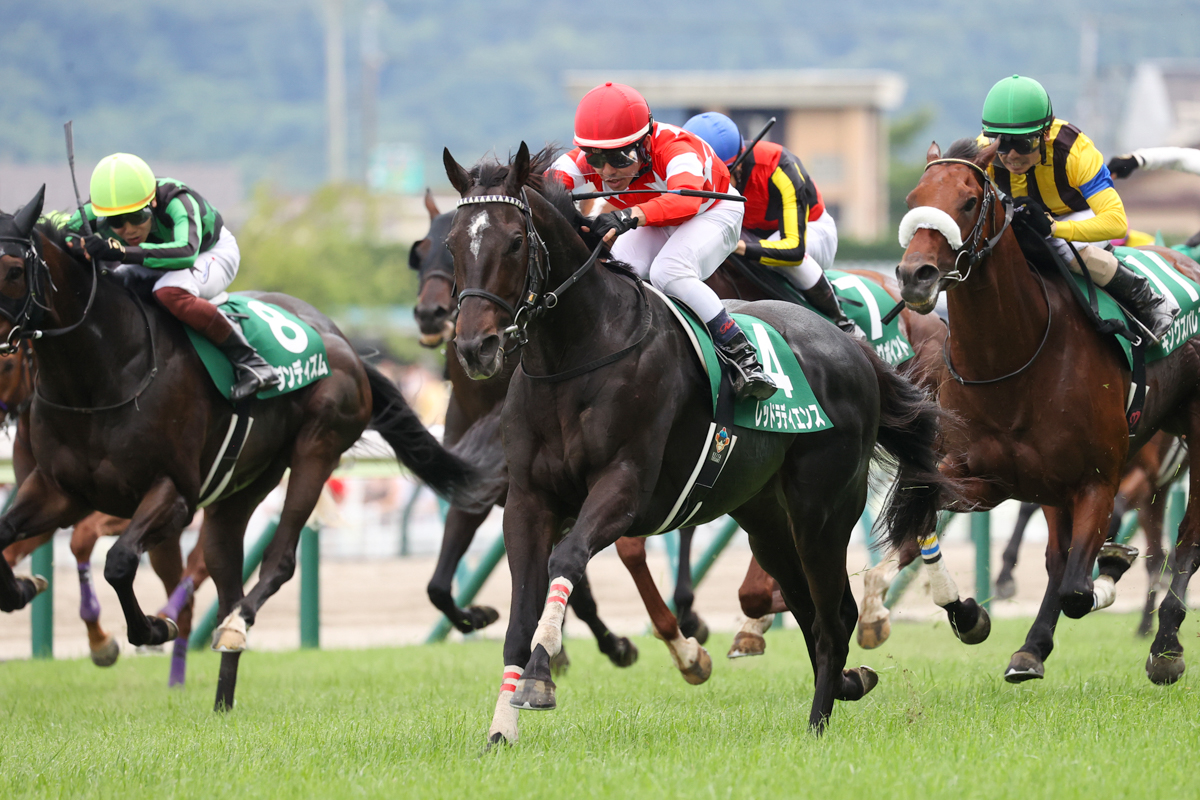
[896,260,942,311]
[913,264,940,285]
[414,302,450,333]
[455,332,503,380]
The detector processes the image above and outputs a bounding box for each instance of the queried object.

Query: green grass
[2,612,1197,799]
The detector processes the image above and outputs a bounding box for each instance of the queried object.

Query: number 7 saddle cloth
[185,293,331,402]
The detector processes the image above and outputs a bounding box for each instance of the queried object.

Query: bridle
[0,232,100,355]
[916,157,1051,386]
[454,188,652,382]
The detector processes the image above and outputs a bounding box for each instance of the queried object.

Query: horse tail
[861,342,959,552]
[364,362,495,512]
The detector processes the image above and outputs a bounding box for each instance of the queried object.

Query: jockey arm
[1131,147,1200,176]
[1052,143,1127,243]
[743,161,810,267]
[123,194,204,271]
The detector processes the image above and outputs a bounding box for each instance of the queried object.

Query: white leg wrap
[489,665,523,743]
[1092,575,1117,611]
[665,632,701,673]
[738,614,773,637]
[919,533,961,607]
[530,577,573,658]
[213,609,249,652]
[860,563,893,623]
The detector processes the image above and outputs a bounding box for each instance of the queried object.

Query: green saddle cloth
[185,295,331,401]
[1074,247,1200,367]
[825,270,914,366]
[668,299,833,434]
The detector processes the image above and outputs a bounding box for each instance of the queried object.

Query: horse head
[896,138,1000,314]
[0,185,46,342]
[411,190,459,348]
[443,141,541,379]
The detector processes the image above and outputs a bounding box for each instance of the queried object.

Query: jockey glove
[1107,154,1141,179]
[82,234,126,262]
[590,208,639,241]
[1013,196,1054,238]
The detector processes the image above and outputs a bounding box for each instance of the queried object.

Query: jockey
[65,153,280,401]
[1108,147,1200,260]
[979,75,1176,340]
[682,112,862,338]
[547,82,776,401]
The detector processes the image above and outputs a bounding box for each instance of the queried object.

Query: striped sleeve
[126,195,202,270]
[1054,186,1127,243]
[638,147,706,227]
[745,164,808,266]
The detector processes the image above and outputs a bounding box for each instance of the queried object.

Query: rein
[455,190,652,382]
[0,237,101,354]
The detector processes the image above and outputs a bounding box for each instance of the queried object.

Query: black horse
[442,144,957,745]
[0,187,487,710]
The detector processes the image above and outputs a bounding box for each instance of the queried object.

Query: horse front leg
[74,515,127,666]
[0,470,90,612]
[103,478,191,647]
[486,490,557,748]
[729,556,776,658]
[995,502,1038,600]
[511,473,639,713]
[1006,506,1070,682]
[147,530,189,687]
[1059,483,1133,620]
[673,526,708,643]
[427,505,498,634]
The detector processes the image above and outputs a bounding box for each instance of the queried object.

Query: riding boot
[713,325,777,401]
[1104,262,1177,342]
[799,273,866,339]
[217,324,281,402]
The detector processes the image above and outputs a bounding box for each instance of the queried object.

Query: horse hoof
[681,646,713,686]
[952,600,991,645]
[550,645,571,678]
[1004,651,1045,683]
[89,635,120,667]
[29,574,49,595]
[1146,653,1185,685]
[843,666,879,700]
[1098,542,1138,581]
[994,575,1016,600]
[603,635,638,668]
[856,616,891,650]
[465,605,500,631]
[510,676,556,710]
[482,732,510,753]
[727,631,766,659]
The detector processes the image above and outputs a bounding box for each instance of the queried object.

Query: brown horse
[0,188,486,711]
[896,138,1200,684]
[0,343,209,681]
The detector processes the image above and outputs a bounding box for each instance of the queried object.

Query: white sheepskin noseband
[898,206,964,250]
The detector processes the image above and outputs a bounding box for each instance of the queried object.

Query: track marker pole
[299,525,320,649]
[667,517,739,613]
[971,512,991,610]
[31,540,53,659]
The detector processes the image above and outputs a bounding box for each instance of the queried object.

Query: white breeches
[750,208,839,289]
[118,227,240,300]
[611,198,744,322]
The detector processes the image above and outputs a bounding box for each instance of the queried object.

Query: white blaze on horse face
[468,210,491,259]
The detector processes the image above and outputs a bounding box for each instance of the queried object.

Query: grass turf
[1,611,1196,799]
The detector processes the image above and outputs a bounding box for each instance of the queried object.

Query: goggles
[101,206,153,230]
[993,133,1042,156]
[582,144,640,171]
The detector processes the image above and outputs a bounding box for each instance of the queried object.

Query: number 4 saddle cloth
[185,293,331,402]
[648,286,833,435]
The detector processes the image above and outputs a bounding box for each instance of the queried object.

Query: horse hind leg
[148,528,194,688]
[995,502,1038,600]
[1147,460,1200,685]
[729,556,776,658]
[70,518,122,667]
[674,527,709,644]
[566,569,638,669]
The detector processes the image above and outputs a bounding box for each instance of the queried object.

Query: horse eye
[509,236,523,253]
[5,267,22,281]
[962,197,978,213]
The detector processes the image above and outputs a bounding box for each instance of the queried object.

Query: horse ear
[926,141,942,163]
[424,188,440,219]
[13,184,46,237]
[506,141,531,197]
[975,138,1000,169]
[443,148,471,196]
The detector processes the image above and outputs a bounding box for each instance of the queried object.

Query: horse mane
[33,217,84,264]
[944,138,981,161]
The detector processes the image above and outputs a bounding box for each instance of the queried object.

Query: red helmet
[573,82,652,148]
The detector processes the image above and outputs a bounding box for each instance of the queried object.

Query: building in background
[1116,59,1200,238]
[564,70,906,240]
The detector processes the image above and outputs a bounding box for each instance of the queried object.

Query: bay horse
[896,138,1200,684]
[0,187,487,710]
[443,143,958,745]
[410,191,640,671]
[1,342,208,681]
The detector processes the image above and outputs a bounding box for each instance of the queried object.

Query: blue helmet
[683,112,742,165]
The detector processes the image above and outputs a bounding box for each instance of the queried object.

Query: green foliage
[231,183,416,314]
[2,613,1197,799]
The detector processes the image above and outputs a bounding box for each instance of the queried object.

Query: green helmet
[981,75,1054,136]
[89,153,156,216]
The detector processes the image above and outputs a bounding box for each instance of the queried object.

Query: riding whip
[881,299,905,325]
[728,116,777,173]
[64,120,93,237]
[571,188,746,202]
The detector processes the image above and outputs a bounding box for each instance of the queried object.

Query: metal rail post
[188,519,279,650]
[425,532,507,644]
[31,540,53,659]
[299,524,320,649]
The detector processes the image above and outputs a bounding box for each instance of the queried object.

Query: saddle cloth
[185,294,330,402]
[825,270,914,366]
